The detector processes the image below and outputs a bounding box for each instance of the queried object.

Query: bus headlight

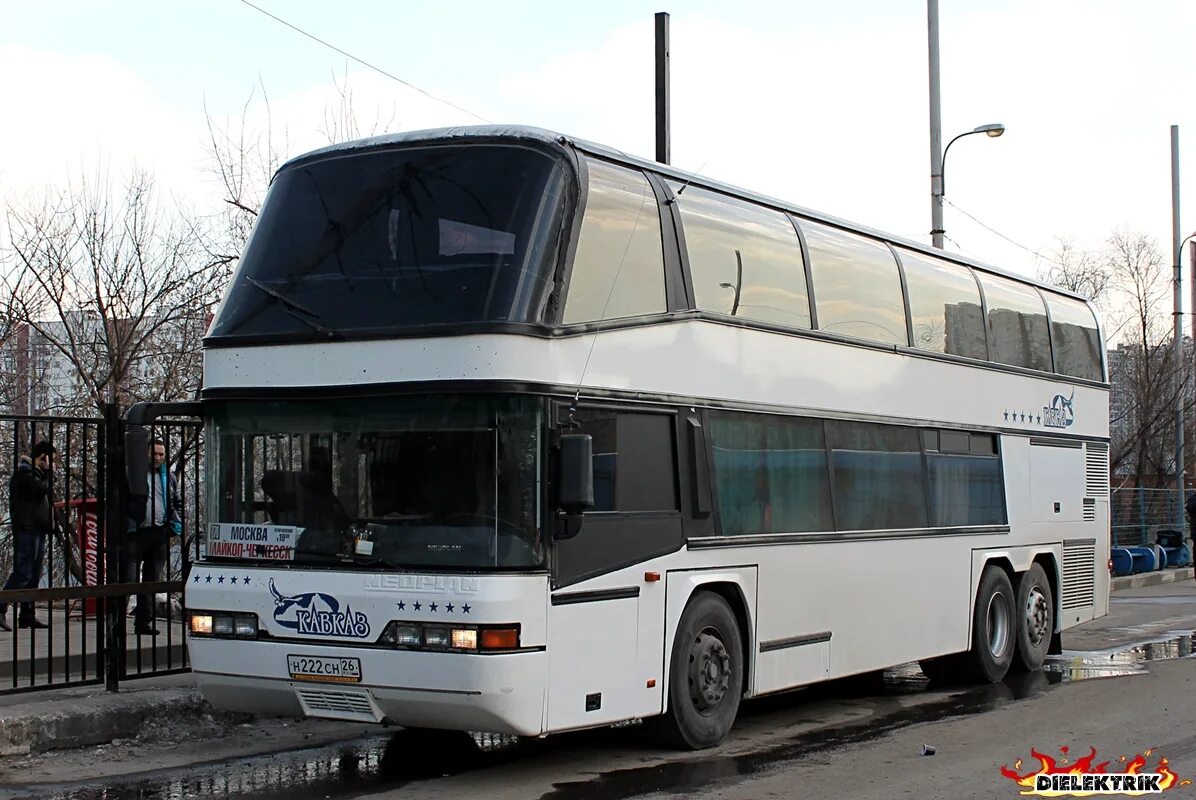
[451,629,478,650]
[190,610,259,639]
[379,621,519,652]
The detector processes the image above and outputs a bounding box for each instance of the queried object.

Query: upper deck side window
[668,184,812,329]
[207,144,569,340]
[801,220,909,346]
[562,159,666,324]
[897,247,988,360]
[1044,293,1104,381]
[977,272,1052,372]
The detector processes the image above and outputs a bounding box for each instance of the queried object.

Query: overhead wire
[236,0,491,124]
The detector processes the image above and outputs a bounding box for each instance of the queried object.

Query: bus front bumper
[191,639,547,736]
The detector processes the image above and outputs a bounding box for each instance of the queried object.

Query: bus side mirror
[557,434,593,539]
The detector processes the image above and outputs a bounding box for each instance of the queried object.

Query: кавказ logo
[1043,390,1076,429]
[268,578,370,639]
[1001,746,1189,795]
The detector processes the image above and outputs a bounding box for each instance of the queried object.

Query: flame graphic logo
[1000,746,1191,796]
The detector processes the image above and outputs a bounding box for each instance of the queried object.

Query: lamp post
[930,123,1005,249]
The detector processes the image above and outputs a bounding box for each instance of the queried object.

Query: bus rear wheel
[964,565,1015,683]
[1012,563,1054,672]
[650,591,743,750]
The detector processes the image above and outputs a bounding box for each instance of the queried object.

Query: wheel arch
[664,568,758,704]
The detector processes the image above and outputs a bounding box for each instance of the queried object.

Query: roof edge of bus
[277,124,1098,310]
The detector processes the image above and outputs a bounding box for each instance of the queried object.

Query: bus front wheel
[651,591,743,750]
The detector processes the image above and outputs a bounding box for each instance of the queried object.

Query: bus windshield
[206,396,543,569]
[207,144,569,340]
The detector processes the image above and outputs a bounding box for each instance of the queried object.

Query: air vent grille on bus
[1082,498,1096,522]
[295,688,381,722]
[1061,539,1097,610]
[1085,443,1110,498]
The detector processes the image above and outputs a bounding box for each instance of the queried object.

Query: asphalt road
[3,580,1195,800]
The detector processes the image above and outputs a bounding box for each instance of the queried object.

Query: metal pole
[655,12,670,165]
[1172,125,1184,528]
[928,0,944,249]
[103,402,125,691]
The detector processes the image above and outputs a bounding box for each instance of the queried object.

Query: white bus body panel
[199,321,1109,732]
[204,323,1107,441]
[187,568,550,735]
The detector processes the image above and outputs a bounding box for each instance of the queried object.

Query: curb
[0,682,212,756]
[1110,567,1194,592]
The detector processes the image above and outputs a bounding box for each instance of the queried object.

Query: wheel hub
[1024,587,1050,647]
[987,591,1010,658]
[688,630,731,712]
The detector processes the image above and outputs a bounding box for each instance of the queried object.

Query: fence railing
[0,408,202,695]
[1111,487,1189,548]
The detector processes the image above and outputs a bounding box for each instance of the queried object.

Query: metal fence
[0,408,202,695]
[1111,487,1189,548]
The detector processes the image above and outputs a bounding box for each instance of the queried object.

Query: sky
[2,0,1195,288]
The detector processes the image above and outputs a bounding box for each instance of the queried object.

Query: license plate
[287,655,362,684]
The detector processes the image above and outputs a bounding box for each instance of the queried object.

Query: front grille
[295,687,381,722]
[1062,539,1097,610]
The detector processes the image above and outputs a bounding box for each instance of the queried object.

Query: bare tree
[1037,236,1111,307]
[4,168,226,414]
[202,82,288,271]
[203,69,395,276]
[1101,230,1193,485]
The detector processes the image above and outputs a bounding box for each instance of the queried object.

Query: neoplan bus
[150,126,1108,749]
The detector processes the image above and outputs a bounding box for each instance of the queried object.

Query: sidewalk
[1109,565,1194,591]
[0,672,211,756]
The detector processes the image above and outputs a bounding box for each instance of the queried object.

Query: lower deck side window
[706,412,1008,535]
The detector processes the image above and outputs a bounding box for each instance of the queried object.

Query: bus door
[546,407,684,730]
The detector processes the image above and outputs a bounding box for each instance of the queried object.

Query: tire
[964,565,1016,683]
[1012,563,1054,672]
[650,591,744,750]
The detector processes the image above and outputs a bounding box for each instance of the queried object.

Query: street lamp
[930,123,1006,249]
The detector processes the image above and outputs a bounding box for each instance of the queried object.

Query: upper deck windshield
[206,396,543,569]
[207,144,568,340]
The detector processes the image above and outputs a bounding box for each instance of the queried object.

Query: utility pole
[1172,125,1184,526]
[655,12,670,165]
[927,0,944,248]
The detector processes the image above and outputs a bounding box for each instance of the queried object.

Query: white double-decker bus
[176,126,1109,749]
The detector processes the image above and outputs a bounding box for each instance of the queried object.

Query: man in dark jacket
[123,438,182,636]
[1,441,56,630]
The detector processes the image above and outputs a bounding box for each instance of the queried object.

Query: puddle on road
[7,631,1193,800]
[1043,630,1196,680]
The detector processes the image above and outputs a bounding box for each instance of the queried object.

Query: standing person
[124,438,182,636]
[1,441,56,631]
[1186,491,1196,569]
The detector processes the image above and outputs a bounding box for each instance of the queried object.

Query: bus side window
[802,220,909,346]
[897,247,989,360]
[563,160,667,324]
[977,272,1052,372]
[924,430,1007,526]
[706,412,833,535]
[668,184,812,329]
[569,408,678,513]
[1044,293,1103,381]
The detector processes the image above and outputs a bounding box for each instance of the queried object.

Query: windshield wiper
[243,276,341,339]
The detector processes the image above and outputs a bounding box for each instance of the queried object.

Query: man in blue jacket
[124,438,182,636]
[1,441,56,630]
